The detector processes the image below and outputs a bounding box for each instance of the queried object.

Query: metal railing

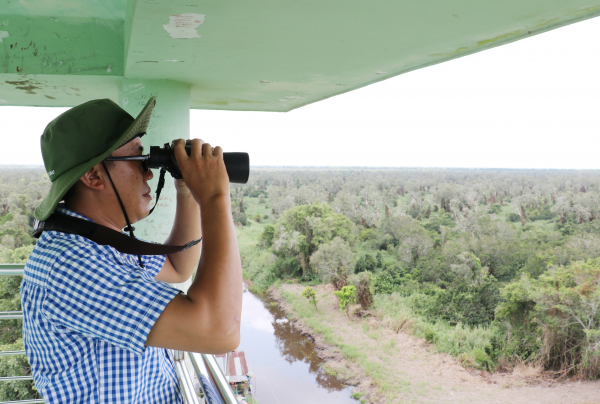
[0,264,36,404]
[171,350,239,404]
[0,264,238,404]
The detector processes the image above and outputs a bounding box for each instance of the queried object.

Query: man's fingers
[172,139,188,162]
[190,138,204,159]
[213,146,223,158]
[201,142,212,157]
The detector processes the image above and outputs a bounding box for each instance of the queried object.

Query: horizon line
[2,164,600,171]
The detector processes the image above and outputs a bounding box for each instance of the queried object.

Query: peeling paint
[0,31,9,43]
[260,80,271,83]
[284,96,302,99]
[163,14,205,39]
[6,81,41,94]
[164,59,184,62]
[376,71,388,74]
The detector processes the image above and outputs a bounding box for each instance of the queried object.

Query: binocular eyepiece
[106,143,250,184]
[149,144,250,184]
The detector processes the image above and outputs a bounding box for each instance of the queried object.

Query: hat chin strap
[101,161,144,268]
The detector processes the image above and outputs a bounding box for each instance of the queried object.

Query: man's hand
[172,138,229,206]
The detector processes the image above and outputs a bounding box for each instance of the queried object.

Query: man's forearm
[145,140,242,353]
[164,193,201,280]
[187,194,242,345]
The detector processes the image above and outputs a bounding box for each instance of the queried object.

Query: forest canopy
[236,167,600,379]
[1,165,600,401]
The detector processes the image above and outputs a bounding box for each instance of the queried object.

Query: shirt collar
[55,203,95,223]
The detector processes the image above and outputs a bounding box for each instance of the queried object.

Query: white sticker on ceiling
[163,14,205,39]
[0,31,9,43]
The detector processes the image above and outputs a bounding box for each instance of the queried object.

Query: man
[20,97,243,402]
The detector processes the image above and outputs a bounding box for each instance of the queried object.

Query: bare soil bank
[270,284,600,404]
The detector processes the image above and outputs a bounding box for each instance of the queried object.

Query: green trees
[496,260,600,378]
[309,237,354,288]
[0,339,37,401]
[0,245,34,264]
[259,224,275,247]
[272,203,356,279]
[0,170,41,398]
[0,261,36,400]
[190,167,600,377]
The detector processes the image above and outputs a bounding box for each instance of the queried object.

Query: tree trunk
[299,251,309,278]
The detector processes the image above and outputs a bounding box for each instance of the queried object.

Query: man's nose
[145,168,154,181]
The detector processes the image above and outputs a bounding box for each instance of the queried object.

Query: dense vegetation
[237,168,600,379]
[1,166,599,401]
[0,166,49,400]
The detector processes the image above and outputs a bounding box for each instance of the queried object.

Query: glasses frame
[104,155,151,172]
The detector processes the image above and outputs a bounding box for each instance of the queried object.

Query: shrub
[354,254,378,273]
[260,225,275,247]
[302,286,318,310]
[349,272,373,309]
[371,265,408,294]
[334,285,357,319]
[487,204,501,214]
[233,212,247,226]
[359,228,376,242]
[496,260,600,378]
[506,213,520,222]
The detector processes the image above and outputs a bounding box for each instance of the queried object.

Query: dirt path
[271,284,600,404]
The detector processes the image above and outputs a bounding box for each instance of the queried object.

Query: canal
[238,287,358,404]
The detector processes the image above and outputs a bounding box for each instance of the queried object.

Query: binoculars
[106,143,250,184]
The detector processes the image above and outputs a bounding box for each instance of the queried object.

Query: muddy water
[238,288,358,404]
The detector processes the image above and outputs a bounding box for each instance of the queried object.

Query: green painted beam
[0,15,123,76]
[0,74,119,107]
[1,0,599,112]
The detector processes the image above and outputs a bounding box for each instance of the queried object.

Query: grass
[374,292,498,370]
[276,285,445,403]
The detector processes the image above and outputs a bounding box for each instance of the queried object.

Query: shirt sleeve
[41,239,180,355]
[141,253,167,278]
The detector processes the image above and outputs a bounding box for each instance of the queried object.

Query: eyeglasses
[104,155,151,172]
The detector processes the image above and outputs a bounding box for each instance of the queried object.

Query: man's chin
[141,200,153,219]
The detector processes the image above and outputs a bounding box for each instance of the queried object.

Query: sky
[1,16,599,169]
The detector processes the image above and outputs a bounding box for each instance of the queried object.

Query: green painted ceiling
[1,0,599,111]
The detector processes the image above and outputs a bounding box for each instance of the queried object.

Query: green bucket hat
[34,97,157,221]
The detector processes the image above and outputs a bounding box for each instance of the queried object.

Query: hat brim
[34,97,157,221]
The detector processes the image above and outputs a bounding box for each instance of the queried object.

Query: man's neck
[65,198,128,232]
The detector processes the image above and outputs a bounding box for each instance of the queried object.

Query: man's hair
[61,160,115,204]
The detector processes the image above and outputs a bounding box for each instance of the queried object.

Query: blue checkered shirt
[21,206,183,403]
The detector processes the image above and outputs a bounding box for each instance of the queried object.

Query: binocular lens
[147,144,250,184]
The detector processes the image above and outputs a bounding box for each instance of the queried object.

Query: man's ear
[79,163,106,191]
